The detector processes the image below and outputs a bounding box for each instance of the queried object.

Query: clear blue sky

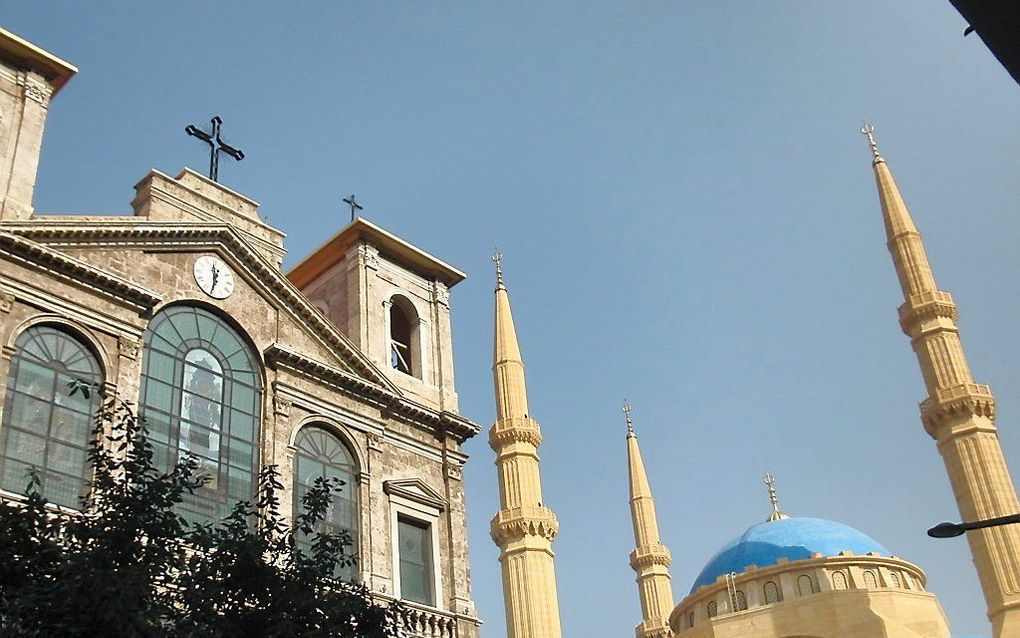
[5,3,1018,636]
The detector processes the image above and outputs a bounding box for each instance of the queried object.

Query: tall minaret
[624,402,674,638]
[489,250,563,638]
[863,125,1020,637]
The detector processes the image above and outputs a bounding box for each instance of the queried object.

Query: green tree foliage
[0,381,401,637]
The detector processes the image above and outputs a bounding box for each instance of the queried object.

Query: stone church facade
[0,28,479,638]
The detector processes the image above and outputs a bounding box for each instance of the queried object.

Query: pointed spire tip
[764,472,790,521]
[623,400,635,436]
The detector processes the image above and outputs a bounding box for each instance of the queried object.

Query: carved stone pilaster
[367,432,384,452]
[360,244,380,271]
[117,335,141,360]
[444,458,463,482]
[272,390,292,420]
[433,280,450,307]
[17,72,52,107]
[0,292,14,313]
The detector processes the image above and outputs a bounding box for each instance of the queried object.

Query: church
[2,27,1019,638]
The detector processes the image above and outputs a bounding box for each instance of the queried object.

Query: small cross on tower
[343,194,363,221]
[185,116,244,183]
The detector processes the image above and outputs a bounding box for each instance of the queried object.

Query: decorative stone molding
[630,543,673,571]
[920,382,996,436]
[489,416,543,449]
[0,292,14,313]
[117,336,141,360]
[489,506,559,544]
[433,281,450,307]
[383,478,447,512]
[273,393,292,419]
[898,289,958,334]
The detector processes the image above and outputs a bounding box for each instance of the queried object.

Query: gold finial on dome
[860,121,884,165]
[623,400,635,436]
[764,472,790,521]
[492,247,505,290]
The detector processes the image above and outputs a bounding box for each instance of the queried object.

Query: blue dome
[690,517,891,594]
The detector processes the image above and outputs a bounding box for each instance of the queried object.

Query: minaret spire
[625,402,675,638]
[865,126,1020,638]
[763,472,789,522]
[489,254,563,638]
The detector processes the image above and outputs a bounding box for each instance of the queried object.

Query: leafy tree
[0,382,401,638]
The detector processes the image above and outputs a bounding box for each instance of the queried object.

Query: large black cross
[343,194,363,221]
[185,116,244,182]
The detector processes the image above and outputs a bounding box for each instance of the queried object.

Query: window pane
[398,518,433,605]
[0,326,100,507]
[139,307,261,525]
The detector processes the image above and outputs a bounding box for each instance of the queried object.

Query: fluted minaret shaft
[626,415,674,638]
[489,265,563,638]
[868,132,1020,637]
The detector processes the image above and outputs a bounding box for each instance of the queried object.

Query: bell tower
[0,28,77,220]
[287,217,465,411]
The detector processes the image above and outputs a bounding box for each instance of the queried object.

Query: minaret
[624,402,674,638]
[863,125,1020,637]
[489,250,563,638]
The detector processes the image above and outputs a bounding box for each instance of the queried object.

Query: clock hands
[210,264,219,294]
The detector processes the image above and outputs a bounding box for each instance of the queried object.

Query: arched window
[388,296,420,378]
[734,590,747,611]
[832,571,848,590]
[863,570,878,588]
[707,600,718,618]
[910,575,923,591]
[889,572,901,588]
[763,580,781,604]
[687,611,695,627]
[0,326,101,508]
[797,574,815,596]
[139,306,261,524]
[293,425,359,580]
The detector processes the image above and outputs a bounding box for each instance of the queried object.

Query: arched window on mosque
[889,572,901,588]
[687,611,695,628]
[707,600,718,618]
[863,570,878,588]
[734,590,747,611]
[293,425,360,581]
[798,574,816,596]
[0,326,102,508]
[832,571,849,590]
[763,580,781,604]
[389,295,420,379]
[139,305,261,524]
[911,575,923,591]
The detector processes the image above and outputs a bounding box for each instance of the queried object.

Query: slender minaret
[624,402,675,638]
[489,250,563,638]
[863,125,1020,637]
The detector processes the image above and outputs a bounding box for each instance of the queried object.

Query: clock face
[193,256,235,300]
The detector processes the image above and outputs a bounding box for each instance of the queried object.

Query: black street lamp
[927,513,1020,538]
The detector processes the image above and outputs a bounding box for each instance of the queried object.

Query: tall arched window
[889,572,901,588]
[388,296,420,378]
[832,571,848,590]
[293,425,359,580]
[763,580,781,604]
[0,326,101,508]
[863,570,878,588]
[797,574,815,596]
[707,600,718,618]
[139,306,261,524]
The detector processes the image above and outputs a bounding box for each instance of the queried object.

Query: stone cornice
[490,506,559,544]
[920,382,996,436]
[2,220,394,391]
[0,229,162,313]
[266,344,479,443]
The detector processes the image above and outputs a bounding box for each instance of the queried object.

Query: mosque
[1,26,1019,638]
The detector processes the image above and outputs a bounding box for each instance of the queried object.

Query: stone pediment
[0,218,396,394]
[383,478,447,511]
